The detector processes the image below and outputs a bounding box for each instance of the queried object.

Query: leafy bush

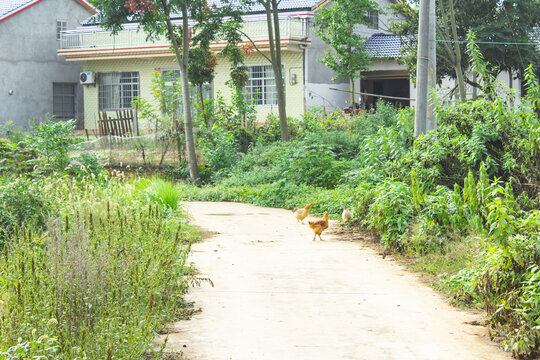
[27,117,77,171]
[0,177,49,230]
[0,139,36,174]
[71,152,107,180]
[284,143,351,189]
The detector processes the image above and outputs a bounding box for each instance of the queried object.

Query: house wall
[0,0,93,128]
[211,50,306,122]
[304,17,349,112]
[82,57,178,129]
[81,49,306,129]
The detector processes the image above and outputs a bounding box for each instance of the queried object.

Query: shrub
[0,177,49,230]
[71,152,107,180]
[27,117,77,171]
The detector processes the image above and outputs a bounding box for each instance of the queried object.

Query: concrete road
[161,201,509,360]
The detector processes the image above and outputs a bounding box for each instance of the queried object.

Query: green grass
[0,176,196,359]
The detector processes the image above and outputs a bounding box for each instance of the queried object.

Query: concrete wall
[0,0,93,128]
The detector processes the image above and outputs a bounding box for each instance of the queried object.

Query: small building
[0,0,96,128]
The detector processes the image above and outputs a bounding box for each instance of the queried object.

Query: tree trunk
[171,112,182,165]
[350,77,356,110]
[180,6,200,183]
[161,0,199,182]
[198,83,207,126]
[265,0,288,141]
[448,0,466,102]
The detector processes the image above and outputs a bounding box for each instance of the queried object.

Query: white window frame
[56,19,67,41]
[98,72,139,111]
[244,65,284,106]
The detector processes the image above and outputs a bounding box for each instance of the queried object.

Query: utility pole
[414,0,430,137]
[426,0,436,131]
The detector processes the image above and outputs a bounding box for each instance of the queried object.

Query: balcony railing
[60,18,307,50]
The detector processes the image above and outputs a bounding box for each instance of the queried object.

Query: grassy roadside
[0,175,199,359]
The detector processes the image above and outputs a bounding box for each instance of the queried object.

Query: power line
[433,39,539,46]
[329,88,415,102]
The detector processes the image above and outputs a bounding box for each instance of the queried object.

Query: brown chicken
[309,210,329,241]
[342,206,351,223]
[293,202,314,224]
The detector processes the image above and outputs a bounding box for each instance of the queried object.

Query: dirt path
[162,201,510,360]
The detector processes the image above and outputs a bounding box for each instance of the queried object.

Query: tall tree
[313,0,379,109]
[390,0,540,97]
[90,0,243,183]
[256,0,288,140]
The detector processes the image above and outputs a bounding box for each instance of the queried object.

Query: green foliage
[0,139,36,174]
[0,207,16,249]
[285,143,350,189]
[0,329,61,359]
[364,181,413,250]
[71,152,107,180]
[198,114,241,180]
[144,178,182,213]
[27,117,77,171]
[0,177,49,231]
[0,176,193,359]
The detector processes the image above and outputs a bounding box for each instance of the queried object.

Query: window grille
[56,20,67,41]
[98,72,139,110]
[160,70,212,115]
[53,83,76,118]
[244,65,284,106]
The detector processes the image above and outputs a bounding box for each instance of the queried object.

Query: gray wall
[304,0,404,111]
[0,0,93,128]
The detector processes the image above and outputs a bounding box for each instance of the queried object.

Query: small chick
[294,202,314,224]
[342,206,351,223]
[309,210,329,241]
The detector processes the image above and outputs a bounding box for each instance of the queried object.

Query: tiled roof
[364,33,406,58]
[84,0,318,25]
[211,0,319,12]
[1,0,94,22]
[0,0,37,21]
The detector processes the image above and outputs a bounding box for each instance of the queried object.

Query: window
[160,70,212,115]
[367,11,378,30]
[245,65,284,106]
[53,83,76,119]
[56,20,67,41]
[98,72,139,110]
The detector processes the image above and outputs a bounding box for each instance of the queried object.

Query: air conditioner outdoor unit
[80,71,95,85]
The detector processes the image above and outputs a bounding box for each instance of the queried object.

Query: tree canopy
[390,0,540,94]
